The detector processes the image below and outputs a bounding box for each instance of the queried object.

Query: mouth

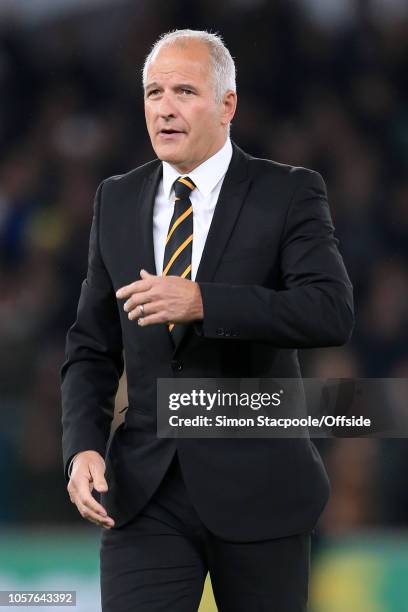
[158,129,184,139]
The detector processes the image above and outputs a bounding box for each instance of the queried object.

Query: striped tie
[163,176,195,343]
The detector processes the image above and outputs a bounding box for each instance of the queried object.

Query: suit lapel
[139,163,162,276]
[195,143,251,283]
[138,163,175,354]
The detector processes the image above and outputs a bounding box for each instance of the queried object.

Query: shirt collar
[162,137,233,201]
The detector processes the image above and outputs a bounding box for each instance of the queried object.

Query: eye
[147,89,160,97]
[180,88,194,95]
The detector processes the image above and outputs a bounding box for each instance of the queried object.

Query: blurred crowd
[0,0,407,530]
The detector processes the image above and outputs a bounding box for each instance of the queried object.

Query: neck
[169,136,229,174]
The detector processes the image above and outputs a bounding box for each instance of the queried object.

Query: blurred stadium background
[0,0,407,610]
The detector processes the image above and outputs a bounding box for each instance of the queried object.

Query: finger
[140,269,153,279]
[75,477,109,517]
[116,281,148,299]
[128,300,162,321]
[89,461,108,493]
[123,291,152,313]
[116,277,152,299]
[138,312,169,327]
[78,502,115,528]
[82,492,109,517]
[72,479,114,525]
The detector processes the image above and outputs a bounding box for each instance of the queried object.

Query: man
[61,29,354,611]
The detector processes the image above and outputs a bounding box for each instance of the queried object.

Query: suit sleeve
[61,180,124,480]
[197,169,355,347]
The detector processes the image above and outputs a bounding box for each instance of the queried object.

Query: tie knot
[174,176,196,200]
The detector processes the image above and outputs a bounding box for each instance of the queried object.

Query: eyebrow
[144,82,160,91]
[175,83,198,91]
[145,82,199,92]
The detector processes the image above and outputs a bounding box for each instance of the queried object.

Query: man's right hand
[67,450,115,529]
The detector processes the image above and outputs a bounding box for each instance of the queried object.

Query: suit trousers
[100,452,311,612]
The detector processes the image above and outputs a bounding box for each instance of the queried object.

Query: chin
[158,153,180,165]
[154,144,180,163]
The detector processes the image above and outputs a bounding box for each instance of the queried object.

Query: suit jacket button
[225,329,231,337]
[216,328,225,336]
[171,360,183,372]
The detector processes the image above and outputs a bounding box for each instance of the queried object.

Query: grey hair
[142,29,236,103]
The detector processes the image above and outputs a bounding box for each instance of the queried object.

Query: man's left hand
[116,269,203,326]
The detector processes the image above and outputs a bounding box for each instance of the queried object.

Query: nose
[158,92,177,120]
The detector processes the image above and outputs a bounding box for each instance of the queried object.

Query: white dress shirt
[153,137,233,279]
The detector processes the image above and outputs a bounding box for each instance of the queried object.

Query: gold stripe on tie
[162,234,193,276]
[166,205,193,245]
[180,263,192,278]
[168,322,175,332]
[178,177,195,190]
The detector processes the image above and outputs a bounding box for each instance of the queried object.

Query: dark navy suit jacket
[61,143,354,541]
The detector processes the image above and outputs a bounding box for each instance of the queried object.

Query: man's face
[144,40,235,173]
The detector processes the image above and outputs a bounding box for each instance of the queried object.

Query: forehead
[146,40,212,84]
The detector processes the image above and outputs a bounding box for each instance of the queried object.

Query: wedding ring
[139,304,145,317]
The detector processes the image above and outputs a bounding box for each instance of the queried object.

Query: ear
[220,90,237,126]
